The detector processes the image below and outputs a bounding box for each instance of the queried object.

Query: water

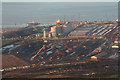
[2,2,118,27]
[1,44,20,54]
[1,44,20,50]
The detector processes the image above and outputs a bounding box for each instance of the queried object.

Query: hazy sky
[1,0,120,2]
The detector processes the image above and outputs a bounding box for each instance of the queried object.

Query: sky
[1,0,120,2]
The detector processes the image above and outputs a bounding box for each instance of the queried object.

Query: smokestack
[43,30,47,38]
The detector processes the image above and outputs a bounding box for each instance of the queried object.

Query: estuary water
[2,2,118,27]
